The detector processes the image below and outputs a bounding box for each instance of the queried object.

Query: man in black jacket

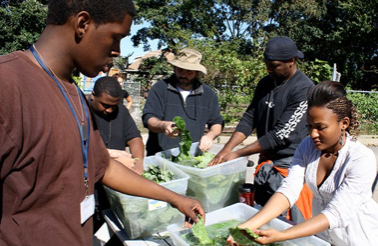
[210,36,315,223]
[142,48,223,156]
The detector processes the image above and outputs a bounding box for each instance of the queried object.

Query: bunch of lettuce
[229,227,282,246]
[171,116,215,168]
[142,164,174,183]
[181,217,281,246]
[181,217,240,246]
[181,216,281,246]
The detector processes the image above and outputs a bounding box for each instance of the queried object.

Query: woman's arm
[254,213,329,244]
[229,192,329,245]
[239,192,290,230]
[227,193,290,245]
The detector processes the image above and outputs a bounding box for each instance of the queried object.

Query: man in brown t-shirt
[0,1,204,245]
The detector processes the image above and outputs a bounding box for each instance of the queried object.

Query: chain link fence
[122,81,142,127]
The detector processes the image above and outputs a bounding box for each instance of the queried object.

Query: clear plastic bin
[155,142,248,212]
[167,203,330,246]
[105,156,189,239]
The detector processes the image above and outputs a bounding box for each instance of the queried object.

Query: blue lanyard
[30,45,91,181]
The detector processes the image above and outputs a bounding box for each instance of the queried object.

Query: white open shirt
[277,136,378,246]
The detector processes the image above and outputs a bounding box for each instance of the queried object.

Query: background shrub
[347,92,378,135]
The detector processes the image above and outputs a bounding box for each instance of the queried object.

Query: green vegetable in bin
[192,214,213,245]
[142,164,174,183]
[229,227,281,246]
[194,152,216,168]
[186,172,245,206]
[182,219,280,246]
[182,219,240,245]
[229,226,259,244]
[172,116,192,157]
[171,116,215,168]
[105,186,184,239]
[158,208,178,223]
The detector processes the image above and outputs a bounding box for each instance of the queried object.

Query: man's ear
[90,92,95,100]
[75,11,91,39]
[288,58,295,67]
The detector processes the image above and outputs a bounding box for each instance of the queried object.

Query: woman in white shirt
[228,81,378,246]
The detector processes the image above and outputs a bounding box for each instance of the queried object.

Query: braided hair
[308,81,360,140]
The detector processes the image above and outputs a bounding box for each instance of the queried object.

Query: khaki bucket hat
[168,48,207,74]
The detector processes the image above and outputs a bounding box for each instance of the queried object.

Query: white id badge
[80,194,95,224]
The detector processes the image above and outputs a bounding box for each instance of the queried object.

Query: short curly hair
[93,76,123,98]
[46,0,136,26]
[308,81,361,139]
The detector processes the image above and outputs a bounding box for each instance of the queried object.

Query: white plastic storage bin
[155,142,248,212]
[167,203,330,246]
[105,156,189,239]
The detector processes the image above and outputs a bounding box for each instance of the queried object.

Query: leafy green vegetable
[168,116,246,212]
[228,227,281,246]
[181,219,241,246]
[229,227,259,244]
[142,164,174,183]
[171,116,216,169]
[182,220,279,246]
[191,214,213,245]
[186,171,245,211]
[173,151,216,169]
[173,116,192,157]
[194,151,216,168]
[205,220,241,239]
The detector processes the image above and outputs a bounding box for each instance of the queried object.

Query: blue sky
[120,23,158,63]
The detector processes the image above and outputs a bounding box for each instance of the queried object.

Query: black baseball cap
[264,36,304,61]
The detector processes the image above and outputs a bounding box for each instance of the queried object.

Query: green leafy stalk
[142,164,174,183]
[181,220,280,246]
[229,227,259,245]
[192,214,213,245]
[171,116,215,168]
[173,116,192,156]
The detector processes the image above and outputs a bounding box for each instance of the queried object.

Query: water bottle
[238,161,256,206]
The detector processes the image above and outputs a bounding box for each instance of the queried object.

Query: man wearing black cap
[210,36,314,223]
